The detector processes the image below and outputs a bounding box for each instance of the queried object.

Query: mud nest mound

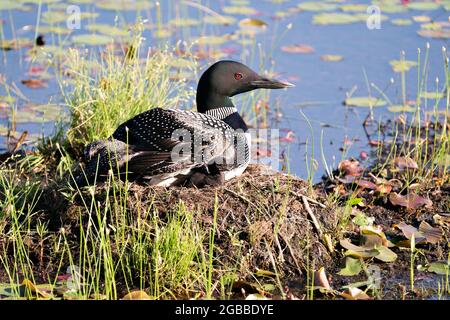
[41,164,337,278]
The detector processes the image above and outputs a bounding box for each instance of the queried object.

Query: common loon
[75,60,294,187]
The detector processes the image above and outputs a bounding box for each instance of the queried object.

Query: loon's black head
[196,60,294,114]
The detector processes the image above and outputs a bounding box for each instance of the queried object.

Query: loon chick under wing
[75,60,294,187]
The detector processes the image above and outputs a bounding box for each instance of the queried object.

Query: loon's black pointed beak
[250,76,295,89]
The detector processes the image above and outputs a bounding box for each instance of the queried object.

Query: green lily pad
[0,38,33,50]
[96,0,153,11]
[0,1,30,10]
[345,97,387,107]
[427,262,450,275]
[69,0,96,3]
[195,35,229,46]
[321,54,343,62]
[169,18,200,27]
[389,60,418,72]
[392,19,412,26]
[298,2,338,11]
[168,58,196,69]
[18,0,61,3]
[37,25,73,35]
[42,11,99,24]
[373,3,408,13]
[408,2,441,10]
[313,13,362,25]
[72,34,113,46]
[86,24,130,37]
[153,29,172,39]
[340,4,368,12]
[421,22,442,30]
[203,15,236,25]
[418,29,450,39]
[0,96,16,104]
[388,105,417,113]
[338,257,362,276]
[222,6,258,15]
[420,91,444,99]
[374,246,397,263]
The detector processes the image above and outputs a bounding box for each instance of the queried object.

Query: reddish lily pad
[389,193,433,210]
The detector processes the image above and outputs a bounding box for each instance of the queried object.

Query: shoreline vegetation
[0,37,449,300]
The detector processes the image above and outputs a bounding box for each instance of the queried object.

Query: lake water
[0,0,448,181]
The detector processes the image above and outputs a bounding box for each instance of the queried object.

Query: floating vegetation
[418,29,450,39]
[339,4,368,12]
[420,91,445,100]
[389,60,418,72]
[407,2,441,11]
[388,105,417,113]
[86,23,130,37]
[0,38,32,51]
[297,2,338,11]
[281,44,314,54]
[169,18,201,28]
[95,0,153,11]
[321,54,343,62]
[392,19,412,26]
[203,15,236,25]
[344,96,387,107]
[72,34,113,46]
[0,1,30,11]
[42,11,99,24]
[222,6,258,15]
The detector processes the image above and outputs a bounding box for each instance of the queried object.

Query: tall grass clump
[62,31,195,152]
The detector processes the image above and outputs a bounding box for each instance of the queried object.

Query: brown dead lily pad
[389,193,433,210]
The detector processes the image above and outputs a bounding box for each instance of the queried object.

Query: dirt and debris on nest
[39,164,338,279]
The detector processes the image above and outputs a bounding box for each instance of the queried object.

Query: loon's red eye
[234,72,243,80]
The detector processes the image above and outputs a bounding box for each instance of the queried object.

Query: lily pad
[0,1,30,10]
[339,4,368,12]
[281,44,314,54]
[408,2,441,10]
[344,97,387,107]
[37,25,72,35]
[427,262,450,275]
[195,35,229,46]
[390,193,433,210]
[169,18,200,27]
[374,246,397,263]
[0,38,33,50]
[418,29,450,39]
[338,257,362,276]
[373,3,408,13]
[168,58,196,69]
[222,6,258,15]
[389,60,418,72]
[420,91,444,99]
[96,0,153,11]
[413,15,432,22]
[239,18,267,28]
[298,2,338,11]
[18,0,61,3]
[72,34,113,46]
[321,54,343,62]
[86,24,130,37]
[153,29,172,39]
[42,11,99,24]
[313,13,362,25]
[203,15,236,25]
[421,22,442,30]
[392,19,412,26]
[388,105,417,113]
